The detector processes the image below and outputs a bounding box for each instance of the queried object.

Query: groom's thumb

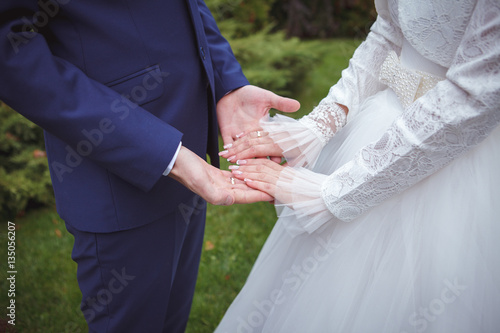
[273,95,300,113]
[223,194,234,206]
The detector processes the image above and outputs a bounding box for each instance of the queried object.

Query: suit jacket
[0,0,249,232]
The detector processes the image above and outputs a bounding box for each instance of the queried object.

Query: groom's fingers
[220,131,234,148]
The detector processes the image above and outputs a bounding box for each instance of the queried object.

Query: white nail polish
[228,165,239,170]
[218,150,228,156]
[223,143,233,149]
[236,160,247,165]
[232,170,243,175]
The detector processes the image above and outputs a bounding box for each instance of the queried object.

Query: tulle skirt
[215,89,500,333]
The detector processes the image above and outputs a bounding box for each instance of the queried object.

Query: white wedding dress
[216,0,500,332]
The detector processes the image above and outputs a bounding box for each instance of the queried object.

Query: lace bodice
[262,0,500,235]
[398,0,476,68]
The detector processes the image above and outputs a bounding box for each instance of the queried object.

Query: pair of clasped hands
[169,85,300,206]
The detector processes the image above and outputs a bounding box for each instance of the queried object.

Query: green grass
[0,38,359,333]
[0,210,85,333]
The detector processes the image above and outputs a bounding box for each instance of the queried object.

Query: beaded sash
[379,51,444,108]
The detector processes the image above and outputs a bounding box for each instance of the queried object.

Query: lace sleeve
[322,0,500,222]
[300,6,403,144]
[274,0,500,236]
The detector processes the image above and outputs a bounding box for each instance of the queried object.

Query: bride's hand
[229,158,290,201]
[218,130,284,164]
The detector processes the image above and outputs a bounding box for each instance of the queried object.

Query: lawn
[0,39,359,333]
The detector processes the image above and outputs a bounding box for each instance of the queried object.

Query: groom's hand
[216,85,300,148]
[169,146,273,205]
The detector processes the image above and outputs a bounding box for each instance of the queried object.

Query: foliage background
[0,103,54,221]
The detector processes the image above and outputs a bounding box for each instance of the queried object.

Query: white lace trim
[274,167,332,237]
[298,103,347,147]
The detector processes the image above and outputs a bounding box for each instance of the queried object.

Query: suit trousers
[65,193,207,333]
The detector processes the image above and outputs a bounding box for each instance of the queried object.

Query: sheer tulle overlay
[215,89,500,333]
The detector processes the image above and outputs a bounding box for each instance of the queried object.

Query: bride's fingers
[231,185,274,203]
[243,178,277,198]
[224,174,274,203]
[227,179,248,188]
[233,166,282,181]
[221,135,273,156]
[236,129,269,140]
[219,132,281,161]
[238,171,279,185]
[231,162,282,185]
[235,158,284,172]
[234,127,265,138]
[269,156,282,164]
[248,130,269,139]
[230,144,281,163]
[226,129,268,146]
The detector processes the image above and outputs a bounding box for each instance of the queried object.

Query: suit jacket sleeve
[0,2,183,192]
[196,0,250,102]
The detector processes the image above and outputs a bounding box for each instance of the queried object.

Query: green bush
[230,29,318,96]
[0,103,54,220]
[336,0,377,39]
[206,0,319,95]
[269,0,376,39]
[207,0,272,38]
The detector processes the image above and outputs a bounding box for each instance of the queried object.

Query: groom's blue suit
[0,0,248,331]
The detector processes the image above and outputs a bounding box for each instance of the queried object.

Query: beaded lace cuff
[379,51,444,108]
[299,102,347,147]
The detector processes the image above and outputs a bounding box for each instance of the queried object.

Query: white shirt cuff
[163,142,182,176]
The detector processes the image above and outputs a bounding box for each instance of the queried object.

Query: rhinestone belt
[379,51,444,109]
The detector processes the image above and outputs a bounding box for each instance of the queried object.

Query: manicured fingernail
[244,178,253,182]
[228,165,239,170]
[218,150,228,156]
[223,143,233,149]
[236,160,247,165]
[227,155,236,162]
[235,132,245,138]
[232,170,243,175]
